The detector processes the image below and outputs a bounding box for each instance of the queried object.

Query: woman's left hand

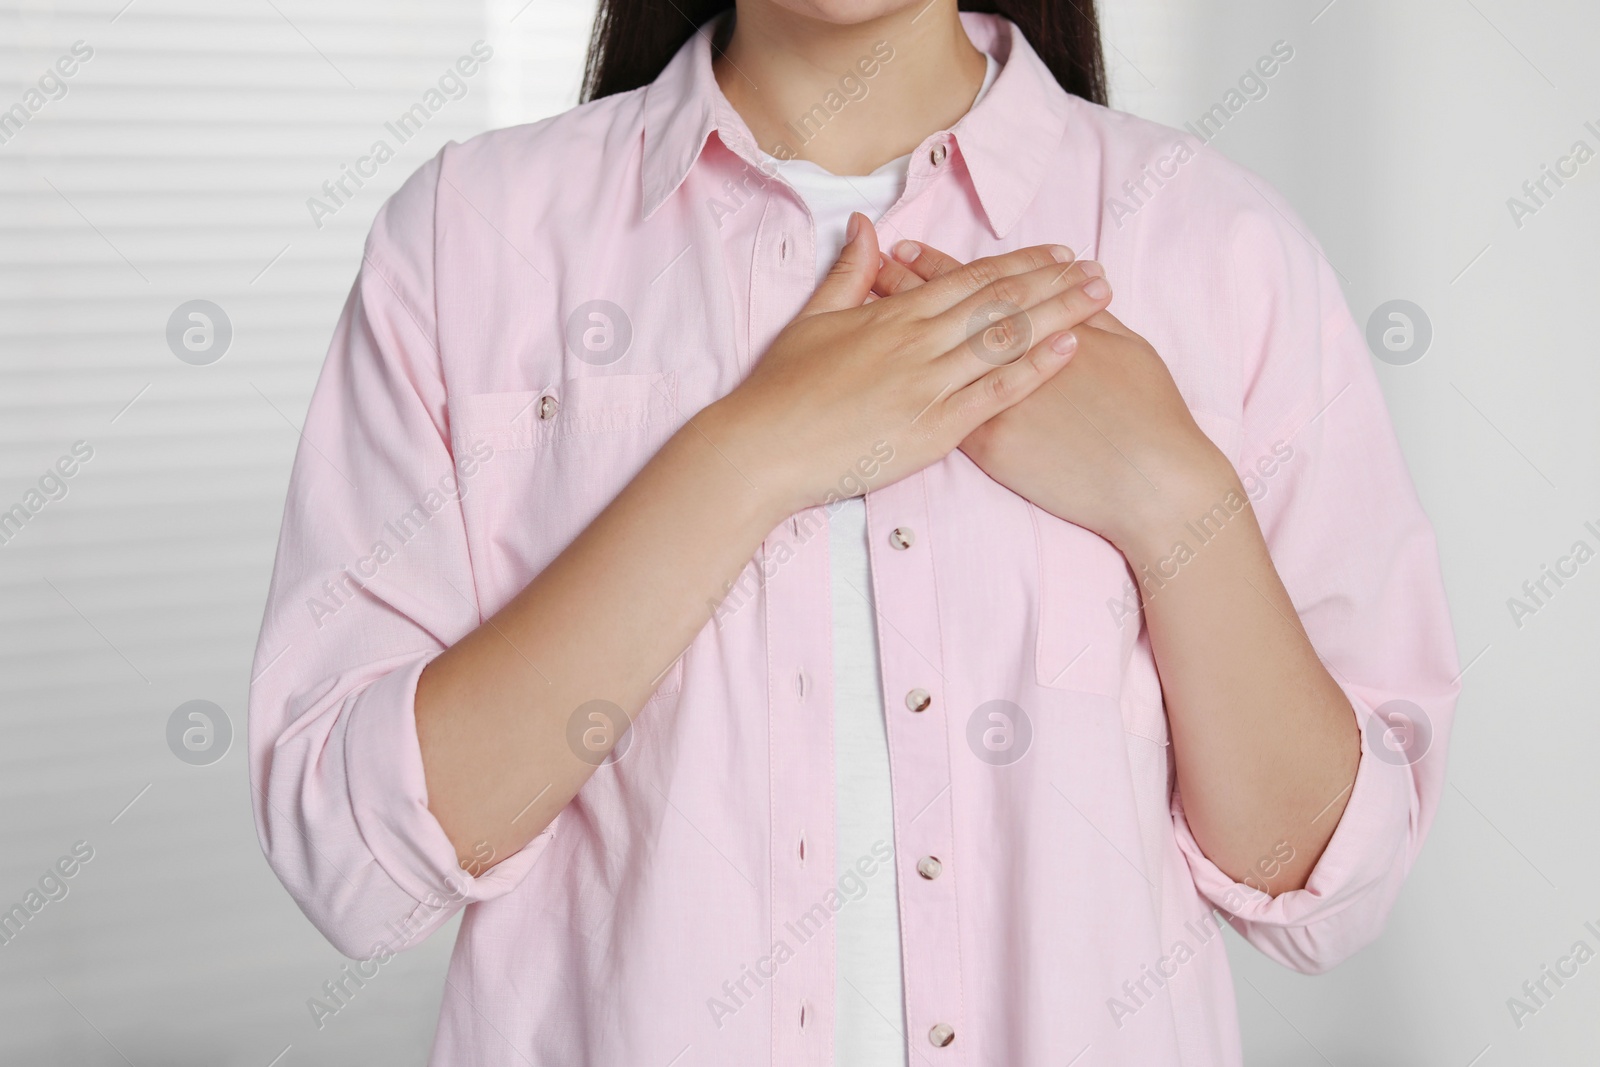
[873,240,1238,556]
[876,240,1363,899]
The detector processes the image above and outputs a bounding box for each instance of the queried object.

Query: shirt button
[929,143,948,167]
[916,855,943,880]
[888,526,915,550]
[906,688,931,713]
[537,395,558,421]
[929,1023,955,1047]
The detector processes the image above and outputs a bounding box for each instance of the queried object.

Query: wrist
[684,394,803,525]
[1109,451,1247,565]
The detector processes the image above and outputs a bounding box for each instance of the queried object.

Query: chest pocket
[447,371,684,697]
[1031,510,1135,698]
[1032,409,1246,745]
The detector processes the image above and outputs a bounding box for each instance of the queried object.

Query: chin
[763,0,926,28]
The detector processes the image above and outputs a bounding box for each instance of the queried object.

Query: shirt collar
[639,11,1076,238]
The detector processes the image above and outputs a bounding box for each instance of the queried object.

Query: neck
[713,0,987,176]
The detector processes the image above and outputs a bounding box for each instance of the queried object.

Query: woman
[249,0,1459,1063]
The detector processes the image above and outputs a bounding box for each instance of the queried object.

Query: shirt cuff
[343,652,558,923]
[1170,686,1416,929]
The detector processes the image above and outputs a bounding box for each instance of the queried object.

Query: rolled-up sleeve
[1169,182,1461,974]
[247,148,553,960]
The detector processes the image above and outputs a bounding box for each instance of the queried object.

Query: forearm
[1117,466,1361,895]
[415,403,785,870]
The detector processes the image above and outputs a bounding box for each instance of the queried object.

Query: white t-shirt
[759,51,1000,1067]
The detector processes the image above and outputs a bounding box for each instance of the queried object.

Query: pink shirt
[249,13,1459,1065]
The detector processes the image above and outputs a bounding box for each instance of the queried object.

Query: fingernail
[1050,245,1074,263]
[1084,277,1111,300]
[1079,260,1105,277]
[846,214,861,243]
[893,240,920,262]
[1051,331,1078,355]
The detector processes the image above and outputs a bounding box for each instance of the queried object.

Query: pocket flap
[449,372,678,454]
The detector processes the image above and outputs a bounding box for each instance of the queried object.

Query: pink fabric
[249,14,1459,1065]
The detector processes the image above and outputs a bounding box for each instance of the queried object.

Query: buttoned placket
[745,146,838,1065]
[735,125,969,1063]
[867,130,969,1062]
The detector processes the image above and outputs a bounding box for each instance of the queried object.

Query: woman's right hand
[699,211,1113,515]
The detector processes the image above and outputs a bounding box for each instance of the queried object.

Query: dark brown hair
[581,0,1105,107]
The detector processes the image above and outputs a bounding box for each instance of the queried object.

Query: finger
[892,239,1089,292]
[937,270,1111,371]
[887,239,1130,342]
[871,253,928,298]
[884,241,1122,339]
[928,258,1106,360]
[872,242,1069,299]
[940,329,1079,431]
[802,211,882,315]
[902,243,1077,316]
[888,239,968,283]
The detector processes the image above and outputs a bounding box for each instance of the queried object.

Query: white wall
[0,0,1594,1063]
